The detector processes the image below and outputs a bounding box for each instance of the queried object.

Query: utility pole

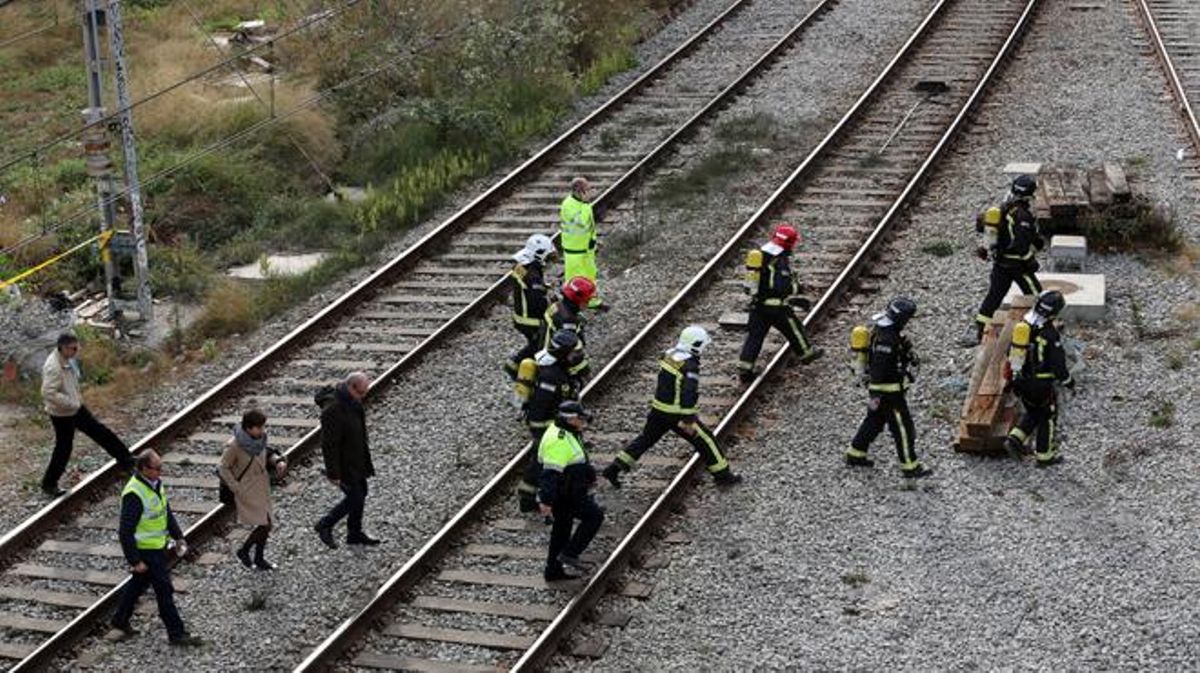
[79,0,119,320]
[105,0,152,321]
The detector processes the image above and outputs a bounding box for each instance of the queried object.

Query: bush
[189,280,260,340]
[1079,195,1182,253]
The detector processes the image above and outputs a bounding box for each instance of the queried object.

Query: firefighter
[1004,289,1074,467]
[540,276,595,384]
[737,223,823,384]
[845,297,932,478]
[560,177,607,311]
[963,173,1045,346]
[505,234,555,380]
[602,325,741,488]
[516,329,584,512]
[538,401,604,581]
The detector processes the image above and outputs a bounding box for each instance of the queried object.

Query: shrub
[189,280,260,340]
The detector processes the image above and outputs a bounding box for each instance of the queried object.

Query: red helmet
[771,223,799,250]
[561,276,596,305]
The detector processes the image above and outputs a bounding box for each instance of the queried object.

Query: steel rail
[292,0,978,668]
[1133,0,1200,156]
[5,0,841,668]
[0,0,751,565]
[516,0,1043,665]
[3,2,761,668]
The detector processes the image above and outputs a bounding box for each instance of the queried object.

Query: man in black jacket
[111,450,201,646]
[314,372,379,549]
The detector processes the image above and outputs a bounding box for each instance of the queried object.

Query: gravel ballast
[562,1,1200,670]
[44,0,947,669]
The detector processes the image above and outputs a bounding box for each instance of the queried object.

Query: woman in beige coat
[219,409,287,570]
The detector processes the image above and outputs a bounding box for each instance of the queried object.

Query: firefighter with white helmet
[602,325,742,488]
[505,234,555,379]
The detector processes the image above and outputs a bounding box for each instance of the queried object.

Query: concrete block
[1002,273,1106,322]
[1004,162,1042,176]
[1050,234,1087,271]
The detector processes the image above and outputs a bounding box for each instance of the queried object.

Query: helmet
[561,276,596,306]
[1011,174,1037,199]
[549,329,579,356]
[771,223,799,250]
[524,234,554,263]
[1033,290,1065,319]
[676,325,711,356]
[884,296,917,328]
[556,400,593,426]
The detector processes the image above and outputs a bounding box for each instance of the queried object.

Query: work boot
[797,347,825,365]
[558,553,594,574]
[1035,454,1064,468]
[518,491,538,513]
[601,463,623,489]
[169,633,204,647]
[544,566,579,582]
[347,532,382,546]
[41,484,66,498]
[1004,435,1024,459]
[845,453,875,468]
[958,324,983,348]
[737,368,757,385]
[253,546,276,571]
[314,523,338,550]
[713,469,743,487]
[901,465,933,479]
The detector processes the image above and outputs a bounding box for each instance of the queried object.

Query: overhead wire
[1,18,475,258]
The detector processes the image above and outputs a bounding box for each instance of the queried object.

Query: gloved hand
[975,246,989,261]
[1033,235,1046,251]
[1002,361,1013,381]
[1063,378,1076,391]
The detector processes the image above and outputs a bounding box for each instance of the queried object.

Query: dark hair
[56,333,79,350]
[241,409,267,430]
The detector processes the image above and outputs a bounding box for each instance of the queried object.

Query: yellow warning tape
[0,230,113,291]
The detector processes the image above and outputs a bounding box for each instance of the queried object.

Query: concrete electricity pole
[105,0,152,321]
[79,0,119,320]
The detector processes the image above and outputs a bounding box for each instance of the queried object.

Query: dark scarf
[234,425,267,457]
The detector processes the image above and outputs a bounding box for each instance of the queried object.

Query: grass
[1078,195,1182,254]
[652,147,756,209]
[1149,400,1175,429]
[1166,350,1186,371]
[840,571,870,588]
[921,240,955,257]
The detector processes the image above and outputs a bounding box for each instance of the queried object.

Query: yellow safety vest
[559,195,595,254]
[122,476,169,550]
[538,422,588,471]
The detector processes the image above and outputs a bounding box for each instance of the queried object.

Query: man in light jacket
[40,333,134,497]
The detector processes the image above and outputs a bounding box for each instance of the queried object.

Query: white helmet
[525,234,554,263]
[676,325,711,356]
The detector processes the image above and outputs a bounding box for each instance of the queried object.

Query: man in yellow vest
[538,401,604,581]
[111,450,202,646]
[560,177,607,311]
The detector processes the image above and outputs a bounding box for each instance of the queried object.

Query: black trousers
[519,424,550,497]
[547,494,603,572]
[318,478,368,537]
[112,548,186,640]
[44,405,133,489]
[506,324,542,375]
[975,264,1041,325]
[850,392,919,469]
[618,409,729,475]
[738,306,814,372]
[1010,380,1058,461]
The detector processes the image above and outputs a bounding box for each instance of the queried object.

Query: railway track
[294,0,1042,670]
[1135,0,1200,154]
[0,0,860,668]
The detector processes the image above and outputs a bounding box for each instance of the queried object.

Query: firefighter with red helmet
[736,223,823,384]
[539,276,596,383]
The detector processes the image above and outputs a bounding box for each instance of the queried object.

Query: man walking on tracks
[560,177,607,311]
[314,372,381,549]
[602,325,741,489]
[504,234,555,380]
[539,276,597,383]
[516,329,585,513]
[111,450,201,646]
[845,297,932,478]
[736,223,823,384]
[1004,290,1074,467]
[40,332,135,497]
[962,173,1044,346]
[538,401,604,581]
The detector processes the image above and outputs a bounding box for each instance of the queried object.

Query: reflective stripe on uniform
[868,383,904,393]
[650,358,697,416]
[846,447,869,459]
[616,450,637,467]
[761,298,785,306]
[696,425,728,473]
[894,409,914,465]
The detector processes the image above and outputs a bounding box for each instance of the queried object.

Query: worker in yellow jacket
[560,177,608,311]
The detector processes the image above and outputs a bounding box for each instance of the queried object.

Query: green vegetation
[921,240,955,257]
[1149,399,1175,429]
[1078,194,1182,254]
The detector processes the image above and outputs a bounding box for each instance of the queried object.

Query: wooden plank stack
[954,295,1034,455]
[1031,163,1131,226]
